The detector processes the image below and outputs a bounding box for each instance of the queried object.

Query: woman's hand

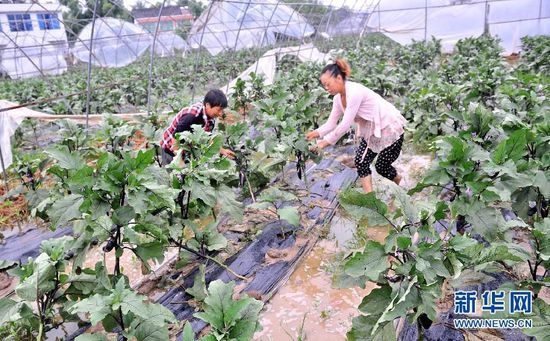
[309,140,330,153]
[305,130,320,141]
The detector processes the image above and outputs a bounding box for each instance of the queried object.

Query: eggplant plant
[26,117,178,339]
[338,187,535,340]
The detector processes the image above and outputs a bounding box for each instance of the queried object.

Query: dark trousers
[354,134,404,179]
[161,148,174,166]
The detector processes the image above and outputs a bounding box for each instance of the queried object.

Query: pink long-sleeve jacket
[317,81,406,153]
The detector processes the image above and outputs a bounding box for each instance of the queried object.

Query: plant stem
[184,190,191,219]
[302,165,309,193]
[119,307,127,340]
[246,174,256,202]
[417,319,423,341]
[170,238,247,280]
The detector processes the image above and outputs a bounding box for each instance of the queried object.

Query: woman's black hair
[320,59,351,80]
[204,89,228,108]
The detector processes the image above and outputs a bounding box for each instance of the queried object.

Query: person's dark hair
[204,89,228,108]
[320,59,352,80]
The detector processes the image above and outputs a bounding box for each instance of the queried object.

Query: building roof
[0,3,66,13]
[132,6,193,19]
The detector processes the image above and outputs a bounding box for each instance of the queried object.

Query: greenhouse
[0,0,549,340]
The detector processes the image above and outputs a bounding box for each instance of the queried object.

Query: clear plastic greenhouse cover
[72,17,151,67]
[324,12,370,38]
[365,0,550,54]
[153,32,189,57]
[188,0,315,56]
[1,35,67,79]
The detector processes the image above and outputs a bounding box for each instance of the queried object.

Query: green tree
[176,0,205,18]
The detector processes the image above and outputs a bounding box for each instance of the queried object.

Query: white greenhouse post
[226,0,252,94]
[85,0,100,132]
[0,144,9,193]
[356,0,376,51]
[424,0,428,41]
[147,0,167,115]
[484,0,490,35]
[253,0,281,76]
[191,2,215,102]
[278,0,299,55]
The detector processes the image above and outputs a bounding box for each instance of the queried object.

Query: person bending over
[306,59,406,193]
[160,89,235,166]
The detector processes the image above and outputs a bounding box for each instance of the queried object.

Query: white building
[0,3,68,79]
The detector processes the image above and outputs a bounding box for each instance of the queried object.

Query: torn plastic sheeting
[0,100,50,169]
[0,99,152,170]
[223,43,331,95]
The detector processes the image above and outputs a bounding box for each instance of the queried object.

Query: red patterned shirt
[160,103,215,154]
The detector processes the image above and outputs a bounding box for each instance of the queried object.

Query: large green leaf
[48,194,84,228]
[182,322,195,341]
[417,283,440,321]
[194,279,235,331]
[477,243,529,264]
[216,185,244,221]
[132,322,170,341]
[466,205,507,239]
[191,182,217,207]
[46,145,84,170]
[194,279,263,338]
[228,298,263,340]
[347,315,380,341]
[344,241,388,281]
[135,242,165,263]
[522,299,550,341]
[505,128,528,162]
[258,187,297,203]
[535,170,550,198]
[0,298,21,324]
[449,235,479,252]
[492,139,507,165]
[69,294,111,325]
[358,285,393,316]
[339,190,389,226]
[143,182,177,212]
[388,185,419,224]
[277,206,300,226]
[186,264,207,302]
[204,135,223,159]
[15,254,57,302]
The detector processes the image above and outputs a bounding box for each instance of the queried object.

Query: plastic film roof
[153,31,189,57]
[72,17,151,67]
[188,0,315,55]
[364,0,550,53]
[1,35,67,79]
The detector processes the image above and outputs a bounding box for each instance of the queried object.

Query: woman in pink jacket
[306,59,406,193]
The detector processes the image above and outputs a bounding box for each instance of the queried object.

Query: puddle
[253,238,375,341]
[327,213,356,248]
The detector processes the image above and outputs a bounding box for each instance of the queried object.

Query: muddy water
[254,148,432,341]
[254,238,375,341]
